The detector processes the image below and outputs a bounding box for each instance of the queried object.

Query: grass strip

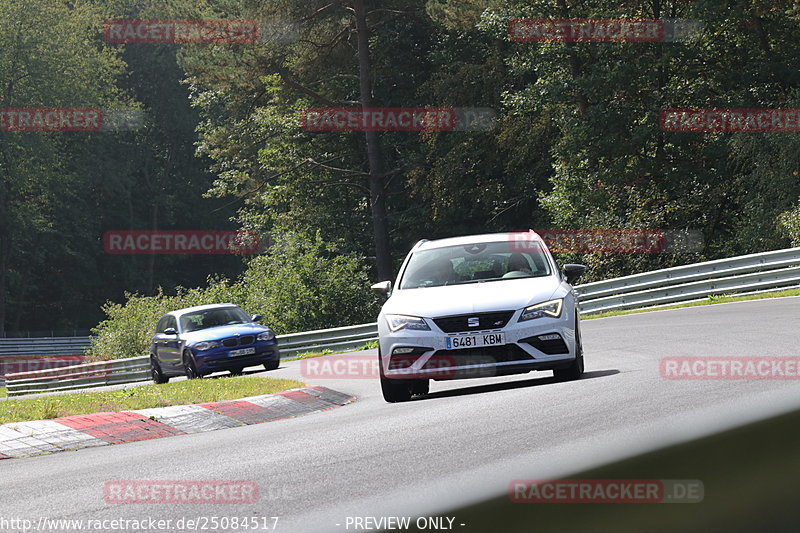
[0,376,304,424]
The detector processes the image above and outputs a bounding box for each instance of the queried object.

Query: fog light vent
[538,334,561,341]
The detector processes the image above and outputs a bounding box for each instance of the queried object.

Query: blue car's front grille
[222,335,255,347]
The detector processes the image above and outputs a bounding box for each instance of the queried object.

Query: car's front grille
[424,344,534,368]
[222,335,255,347]
[521,334,569,355]
[433,311,515,333]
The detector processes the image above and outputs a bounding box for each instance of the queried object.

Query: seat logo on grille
[468,317,480,327]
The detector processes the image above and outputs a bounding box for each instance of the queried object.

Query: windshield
[179,307,251,333]
[399,241,551,289]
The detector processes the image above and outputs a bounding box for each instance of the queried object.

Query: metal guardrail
[4,247,799,396]
[5,358,148,396]
[277,323,377,359]
[0,337,92,357]
[576,247,800,315]
[3,325,379,397]
[0,337,92,388]
[0,329,91,339]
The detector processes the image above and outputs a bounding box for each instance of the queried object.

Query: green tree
[0,0,128,333]
[89,231,378,359]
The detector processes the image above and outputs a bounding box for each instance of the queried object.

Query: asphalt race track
[1,297,799,533]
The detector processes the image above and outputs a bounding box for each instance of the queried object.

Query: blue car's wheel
[183,350,202,379]
[150,355,169,384]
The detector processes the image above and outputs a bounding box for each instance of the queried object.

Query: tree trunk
[353,0,392,281]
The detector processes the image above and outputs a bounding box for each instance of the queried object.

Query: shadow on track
[415,369,619,401]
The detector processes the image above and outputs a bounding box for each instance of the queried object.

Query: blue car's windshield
[179,307,251,333]
[399,241,551,289]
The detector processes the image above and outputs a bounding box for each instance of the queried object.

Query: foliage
[240,232,381,334]
[778,204,800,246]
[89,232,379,359]
[4,0,800,334]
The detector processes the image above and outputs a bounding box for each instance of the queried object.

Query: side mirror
[163,327,178,336]
[563,264,586,285]
[251,314,262,322]
[371,280,392,296]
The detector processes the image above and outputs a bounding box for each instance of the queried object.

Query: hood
[382,276,563,318]
[180,323,270,343]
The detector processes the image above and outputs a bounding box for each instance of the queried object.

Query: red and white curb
[0,386,354,459]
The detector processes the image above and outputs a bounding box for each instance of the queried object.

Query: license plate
[446,332,505,350]
[229,347,256,357]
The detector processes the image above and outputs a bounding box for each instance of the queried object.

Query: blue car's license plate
[229,347,256,357]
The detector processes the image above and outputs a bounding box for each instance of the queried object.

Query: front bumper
[192,340,280,373]
[378,311,577,380]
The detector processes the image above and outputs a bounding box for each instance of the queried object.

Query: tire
[554,312,584,381]
[263,360,279,371]
[411,379,429,396]
[183,350,202,380]
[379,349,413,403]
[229,367,244,376]
[150,355,169,384]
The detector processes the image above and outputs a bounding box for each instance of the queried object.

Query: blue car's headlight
[194,341,221,351]
[385,314,431,332]
[257,329,275,341]
[519,299,563,322]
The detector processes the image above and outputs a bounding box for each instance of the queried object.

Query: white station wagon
[372,231,586,402]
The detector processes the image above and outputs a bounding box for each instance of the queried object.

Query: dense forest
[1,0,798,340]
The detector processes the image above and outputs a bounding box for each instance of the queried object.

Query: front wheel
[379,350,413,403]
[183,350,201,379]
[263,359,279,371]
[554,312,584,381]
[411,379,429,396]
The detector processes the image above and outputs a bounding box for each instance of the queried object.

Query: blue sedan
[149,303,280,382]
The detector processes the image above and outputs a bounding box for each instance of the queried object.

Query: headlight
[194,341,221,351]
[385,314,431,332]
[257,329,275,341]
[519,299,563,322]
